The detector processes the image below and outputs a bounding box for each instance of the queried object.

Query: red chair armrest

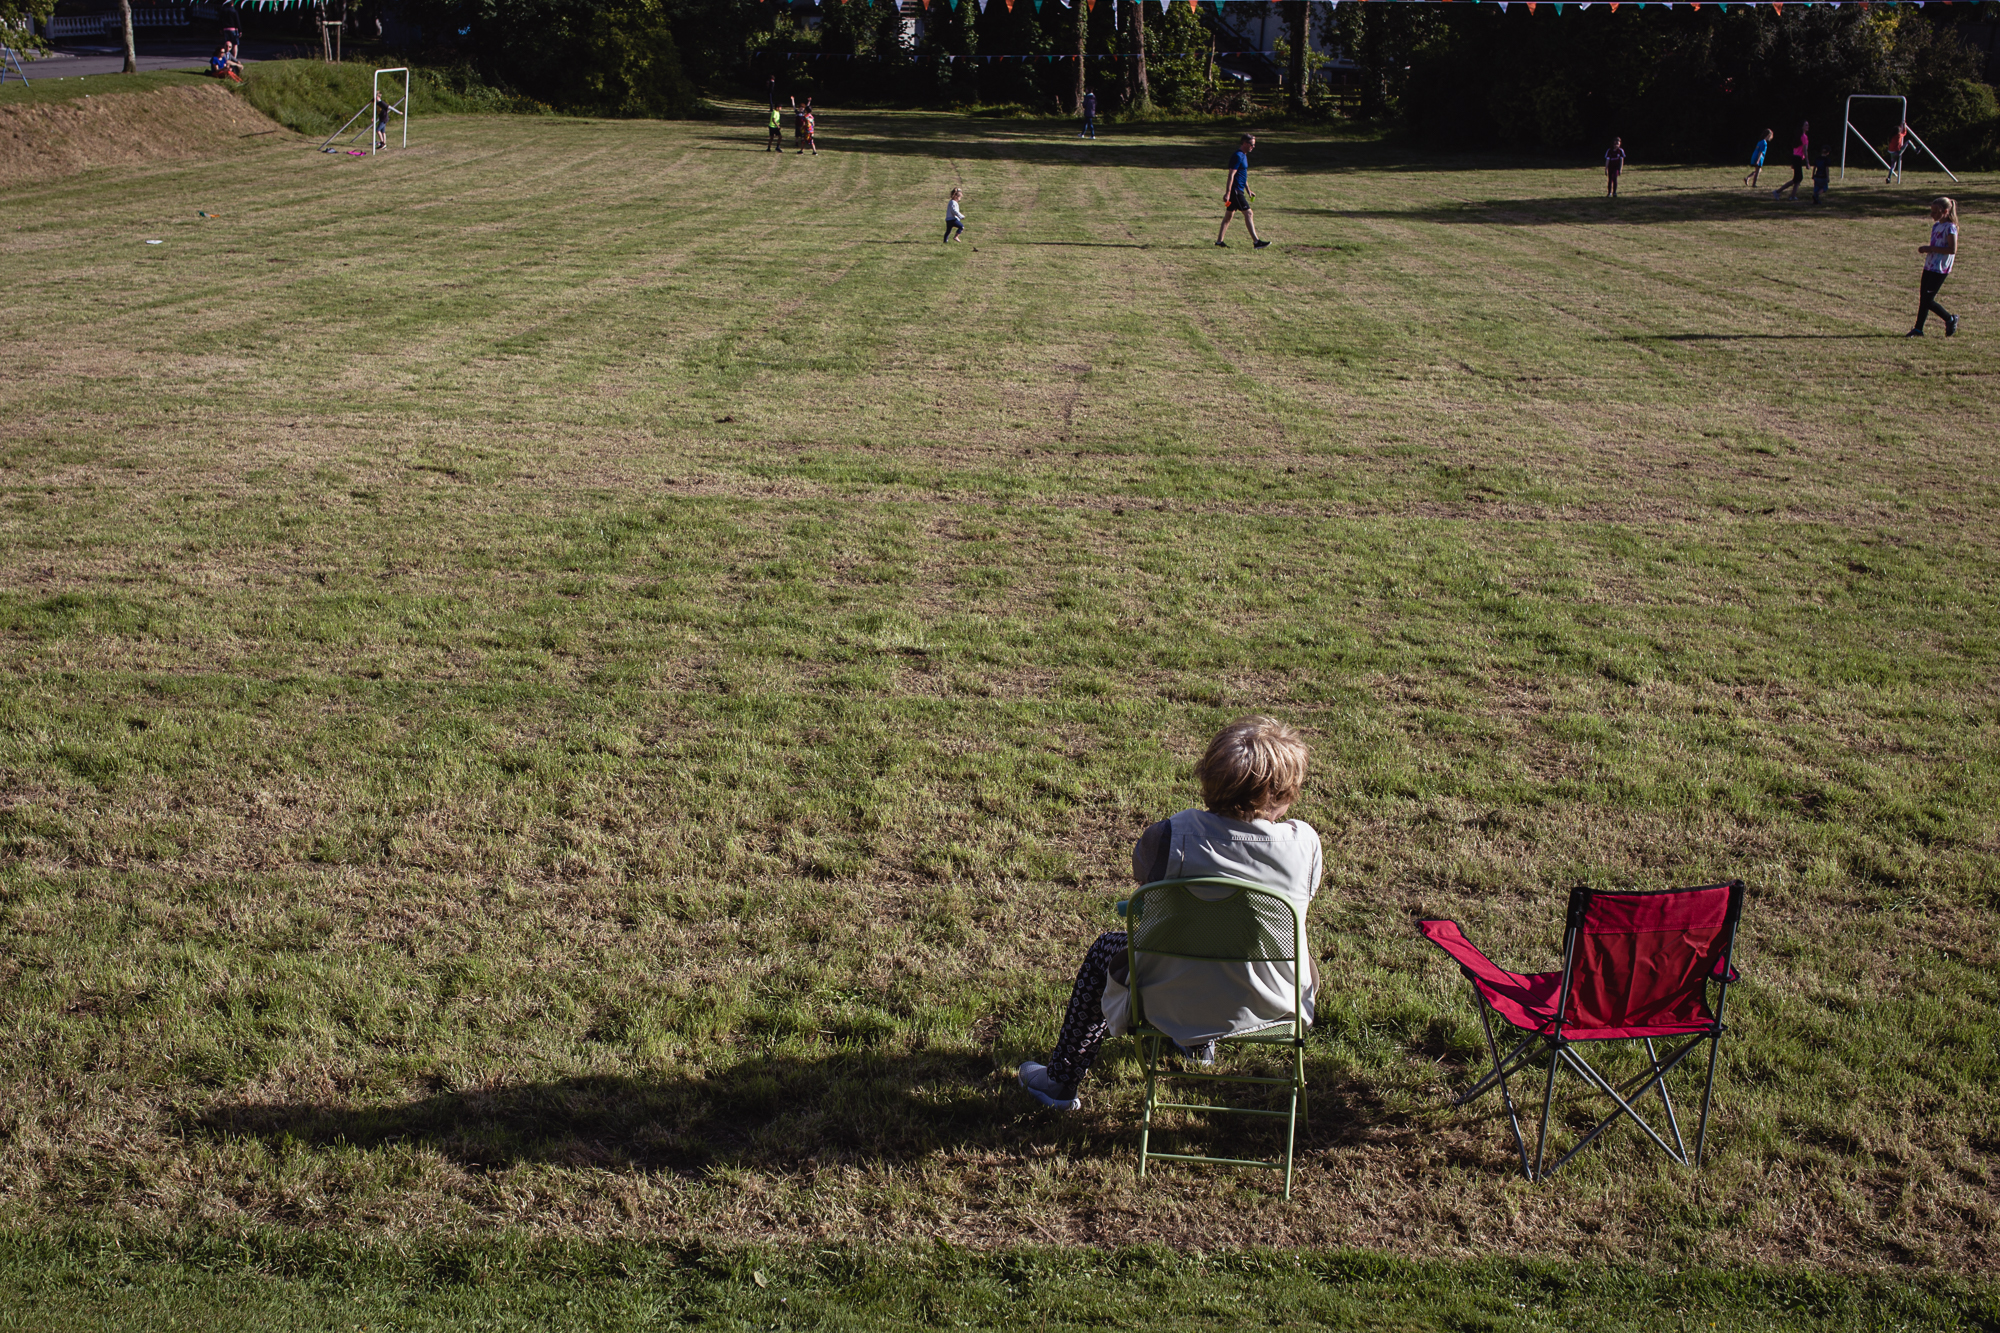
[1418,919,1531,991]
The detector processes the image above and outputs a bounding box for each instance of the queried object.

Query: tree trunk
[119,0,136,74]
[1286,0,1307,113]
[1130,0,1149,110]
[1073,0,1087,115]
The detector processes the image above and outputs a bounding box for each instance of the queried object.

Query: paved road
[11,35,301,81]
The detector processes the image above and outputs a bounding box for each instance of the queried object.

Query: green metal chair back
[1123,877,1309,1198]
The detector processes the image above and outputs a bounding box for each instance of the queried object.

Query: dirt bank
[0,83,292,184]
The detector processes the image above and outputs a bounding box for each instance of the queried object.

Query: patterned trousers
[1046,930,1128,1089]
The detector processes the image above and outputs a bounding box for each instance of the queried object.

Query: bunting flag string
[750,0,1947,13]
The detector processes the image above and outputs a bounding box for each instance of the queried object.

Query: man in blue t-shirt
[1215,133,1270,249]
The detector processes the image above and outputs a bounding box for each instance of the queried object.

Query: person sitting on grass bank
[1018,716,1322,1110]
[209,46,242,83]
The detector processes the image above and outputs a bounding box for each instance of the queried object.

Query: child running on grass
[1774,121,1808,201]
[1744,128,1772,188]
[1017,716,1322,1111]
[1907,196,1960,338]
[944,187,965,243]
[1605,137,1626,197]
[767,104,783,152]
[800,105,817,156]
[1811,149,1831,205]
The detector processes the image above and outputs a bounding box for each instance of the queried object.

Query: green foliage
[572,0,699,117]
[237,59,541,136]
[1144,3,1217,113]
[400,0,700,117]
[1922,77,2000,169]
[1352,3,1996,160]
[0,0,48,53]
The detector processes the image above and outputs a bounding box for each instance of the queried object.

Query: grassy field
[1,100,1996,1314]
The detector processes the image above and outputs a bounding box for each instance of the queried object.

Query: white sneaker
[1017,1061,1081,1110]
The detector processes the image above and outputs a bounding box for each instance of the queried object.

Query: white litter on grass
[145,240,162,245]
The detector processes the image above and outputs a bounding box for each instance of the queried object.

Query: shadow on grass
[187,1052,1423,1174]
[697,111,1997,207]
[188,1053,1006,1173]
[1621,332,1908,342]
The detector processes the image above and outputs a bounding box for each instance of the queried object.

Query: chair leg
[1541,1042,1706,1178]
[1695,1031,1722,1168]
[1644,1038,1688,1160]
[1282,1040,1301,1200]
[1472,995,1534,1179]
[1458,1003,1542,1109]
[1532,1040,1561,1181]
[1138,1034,1159,1180]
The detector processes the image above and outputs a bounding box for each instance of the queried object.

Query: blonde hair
[1196,716,1308,821]
[1932,196,1958,224]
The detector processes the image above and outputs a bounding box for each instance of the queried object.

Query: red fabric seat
[1418,881,1746,1180]
[1420,884,1736,1040]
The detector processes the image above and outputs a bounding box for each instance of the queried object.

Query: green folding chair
[1121,876,1309,1199]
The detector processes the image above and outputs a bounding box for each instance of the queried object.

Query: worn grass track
[0,105,1995,1275]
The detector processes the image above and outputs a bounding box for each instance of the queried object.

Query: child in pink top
[1774,121,1808,201]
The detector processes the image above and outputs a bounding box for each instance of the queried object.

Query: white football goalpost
[320,67,411,156]
[1841,93,1957,184]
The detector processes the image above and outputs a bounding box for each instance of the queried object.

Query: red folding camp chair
[1418,880,1745,1181]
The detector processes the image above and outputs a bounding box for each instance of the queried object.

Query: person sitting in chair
[1017,716,1322,1110]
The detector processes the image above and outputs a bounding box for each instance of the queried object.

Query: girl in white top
[1909,196,1960,338]
[944,187,965,244]
[1018,717,1321,1110]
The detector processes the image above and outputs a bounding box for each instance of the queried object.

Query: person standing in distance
[1604,136,1625,198]
[1080,88,1097,140]
[1774,121,1808,201]
[1216,134,1270,249]
[766,103,783,152]
[1886,122,1910,184]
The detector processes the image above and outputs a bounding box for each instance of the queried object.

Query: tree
[401,0,699,116]
[1144,1,1214,112]
[119,0,138,74]
[1073,0,1087,114]
[1129,0,1150,111]
[1284,0,1305,113]
[0,0,45,53]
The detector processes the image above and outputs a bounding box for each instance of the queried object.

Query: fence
[48,10,190,37]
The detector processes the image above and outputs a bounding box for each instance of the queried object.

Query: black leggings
[1916,269,1953,331]
[1786,159,1805,192]
[1046,931,1126,1088]
[943,219,963,242]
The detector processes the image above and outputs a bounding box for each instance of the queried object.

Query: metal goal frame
[320,67,412,156]
[1841,93,1957,184]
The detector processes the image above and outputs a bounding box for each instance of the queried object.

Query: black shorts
[1228,189,1251,213]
